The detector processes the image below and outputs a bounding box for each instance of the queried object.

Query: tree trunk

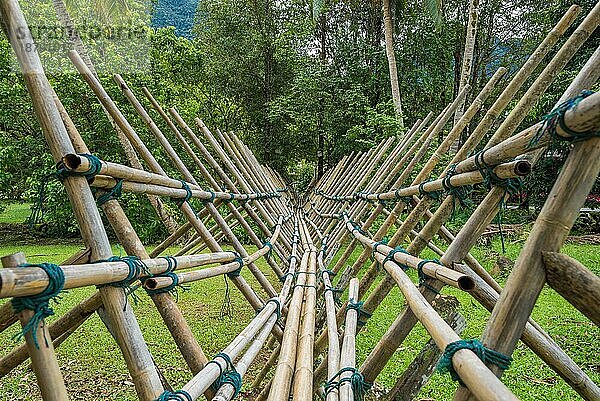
[382,0,404,128]
[51,0,178,234]
[317,13,326,179]
[453,0,480,126]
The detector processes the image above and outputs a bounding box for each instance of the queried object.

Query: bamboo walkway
[0,0,599,400]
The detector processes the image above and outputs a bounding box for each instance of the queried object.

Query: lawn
[0,207,598,400]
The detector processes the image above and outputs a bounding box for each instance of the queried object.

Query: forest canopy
[0,0,598,239]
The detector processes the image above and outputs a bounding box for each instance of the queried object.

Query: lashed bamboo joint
[1,1,599,401]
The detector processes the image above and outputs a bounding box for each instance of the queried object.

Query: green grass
[0,203,31,224]
[0,237,598,400]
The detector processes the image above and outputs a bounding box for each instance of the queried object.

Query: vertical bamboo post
[2,252,69,401]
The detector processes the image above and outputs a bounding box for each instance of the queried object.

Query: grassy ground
[0,207,598,400]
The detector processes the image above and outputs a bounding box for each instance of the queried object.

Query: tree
[382,0,404,127]
[50,0,179,234]
[453,0,479,126]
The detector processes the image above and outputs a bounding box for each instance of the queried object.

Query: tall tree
[453,0,479,126]
[382,0,404,128]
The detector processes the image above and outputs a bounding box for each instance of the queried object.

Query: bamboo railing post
[0,5,163,398]
[2,252,69,401]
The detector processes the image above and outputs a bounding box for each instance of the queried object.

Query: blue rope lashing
[155,390,192,401]
[437,339,512,385]
[95,256,151,308]
[348,219,367,236]
[473,150,523,253]
[208,353,242,397]
[27,154,102,228]
[417,259,441,294]
[173,180,193,206]
[441,164,473,213]
[227,252,244,279]
[11,263,65,349]
[323,367,372,401]
[264,297,282,319]
[96,179,123,206]
[418,181,442,201]
[528,90,598,147]
[202,190,216,204]
[346,298,372,327]
[382,246,411,271]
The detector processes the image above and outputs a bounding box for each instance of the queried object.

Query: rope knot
[437,339,512,385]
[11,263,65,349]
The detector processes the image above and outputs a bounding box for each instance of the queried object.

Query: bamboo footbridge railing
[0,1,599,400]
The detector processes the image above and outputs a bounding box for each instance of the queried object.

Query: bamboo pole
[542,251,600,326]
[1,6,162,398]
[291,221,317,400]
[266,242,310,400]
[136,86,286,276]
[0,292,102,378]
[452,263,600,400]
[2,252,69,401]
[0,252,236,298]
[372,252,519,401]
[338,278,359,401]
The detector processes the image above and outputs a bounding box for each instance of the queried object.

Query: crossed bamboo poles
[2,0,600,400]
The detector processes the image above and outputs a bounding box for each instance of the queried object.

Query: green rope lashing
[208,353,243,397]
[202,190,216,204]
[437,339,512,385]
[173,180,193,207]
[473,150,523,253]
[528,90,598,147]
[224,192,236,204]
[382,246,411,271]
[144,256,189,300]
[371,238,389,262]
[279,272,294,282]
[338,368,372,401]
[323,367,372,401]
[418,180,442,201]
[227,252,244,279]
[441,164,473,214]
[346,298,372,327]
[96,179,123,206]
[264,297,282,319]
[263,241,273,260]
[28,154,102,229]
[11,263,65,349]
[96,256,151,308]
[348,218,367,236]
[155,390,192,401]
[417,259,441,294]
